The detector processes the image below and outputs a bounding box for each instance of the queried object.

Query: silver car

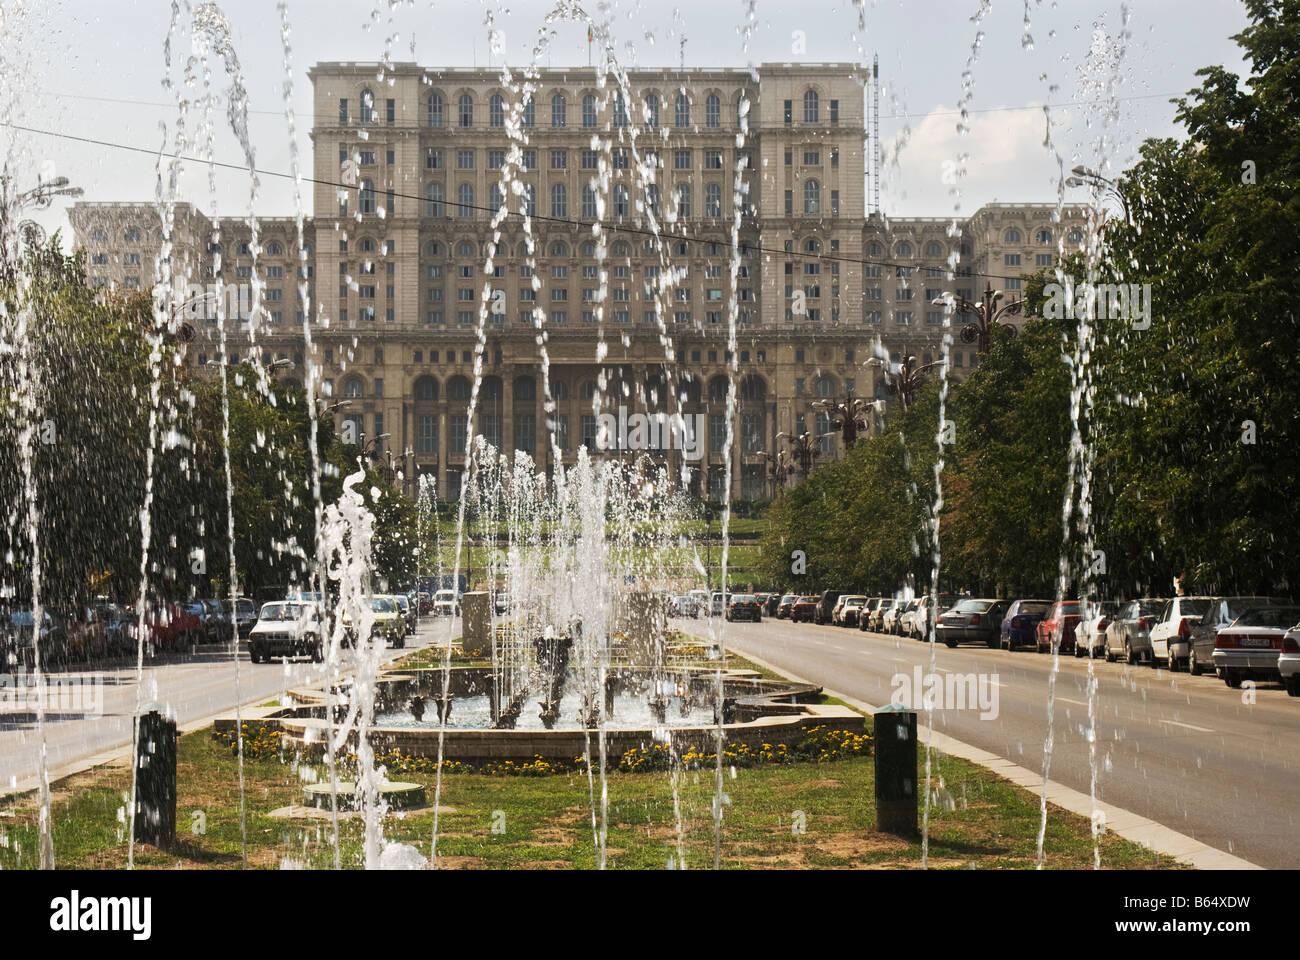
[1279,624,1300,697]
[1212,604,1300,687]
[1187,596,1288,676]
[1103,598,1167,664]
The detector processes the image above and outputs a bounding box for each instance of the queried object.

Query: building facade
[69,61,1089,501]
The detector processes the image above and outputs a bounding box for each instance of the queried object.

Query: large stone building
[69,61,1088,501]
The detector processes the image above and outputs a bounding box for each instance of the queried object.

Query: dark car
[936,598,1010,648]
[61,605,110,662]
[1000,599,1053,650]
[813,590,843,625]
[763,593,781,617]
[224,597,259,639]
[776,594,797,619]
[858,598,883,631]
[2,608,67,670]
[791,596,818,623]
[95,602,134,655]
[726,594,762,623]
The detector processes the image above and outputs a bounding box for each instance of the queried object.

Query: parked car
[394,594,416,635]
[1000,599,1053,650]
[710,592,726,617]
[61,605,109,662]
[95,601,134,655]
[2,608,67,669]
[1212,604,1300,688]
[791,596,818,623]
[432,589,461,617]
[669,595,700,618]
[1148,596,1215,671]
[726,594,762,622]
[776,594,797,619]
[763,593,781,617]
[1073,600,1124,658]
[1036,600,1084,654]
[813,591,843,625]
[936,598,1010,648]
[884,598,917,636]
[688,589,710,613]
[1279,624,1300,697]
[867,598,896,632]
[905,594,960,640]
[341,595,406,648]
[857,598,881,632]
[1103,598,1167,663]
[224,597,259,639]
[248,601,324,663]
[838,596,868,627]
[1188,596,1288,676]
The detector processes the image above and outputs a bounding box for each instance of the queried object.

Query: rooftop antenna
[680,35,686,70]
[871,54,881,216]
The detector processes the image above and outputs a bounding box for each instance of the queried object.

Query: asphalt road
[703,616,1300,869]
[0,617,458,795]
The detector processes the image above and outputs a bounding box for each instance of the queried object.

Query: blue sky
[6,0,1251,242]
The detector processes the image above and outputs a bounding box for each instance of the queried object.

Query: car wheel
[1225,672,1242,689]
[1074,642,1085,658]
[1104,645,1114,663]
[944,639,957,649]
[249,646,263,664]
[1188,649,1202,676]
[986,638,999,649]
[1166,651,1179,672]
[1125,641,1136,665]
[309,638,323,663]
[1285,677,1300,697]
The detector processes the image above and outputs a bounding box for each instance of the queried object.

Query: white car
[1148,596,1214,671]
[248,601,323,663]
[1212,604,1300,688]
[832,595,865,625]
[837,596,868,627]
[1279,625,1300,697]
[1073,600,1123,658]
[885,598,917,636]
[710,592,725,617]
[432,589,460,617]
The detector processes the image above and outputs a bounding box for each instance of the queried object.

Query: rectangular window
[709,414,727,453]
[705,151,723,170]
[803,150,819,166]
[580,414,598,450]
[426,149,443,169]
[581,149,598,169]
[784,190,793,215]
[673,149,691,170]
[417,415,438,454]
[522,150,537,170]
[552,414,569,451]
[338,99,348,123]
[386,99,395,123]
[451,414,468,453]
[830,100,839,123]
[457,149,474,169]
[783,99,792,123]
[1004,253,1021,266]
[488,149,505,169]
[550,149,567,169]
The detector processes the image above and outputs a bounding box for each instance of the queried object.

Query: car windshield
[1178,599,1211,617]
[259,603,303,622]
[1137,600,1166,617]
[1232,606,1300,629]
[801,596,818,603]
[879,599,895,609]
[373,598,396,613]
[955,599,995,613]
[1017,601,1052,616]
[1217,597,1281,622]
[732,595,754,603]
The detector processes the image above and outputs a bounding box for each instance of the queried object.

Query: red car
[1036,600,1083,654]
[791,596,819,623]
[132,602,204,652]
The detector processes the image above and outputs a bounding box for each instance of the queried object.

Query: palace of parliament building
[70,61,1087,501]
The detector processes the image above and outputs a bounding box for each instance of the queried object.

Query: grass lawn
[0,718,1178,870]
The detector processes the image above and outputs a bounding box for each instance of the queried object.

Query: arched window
[581,241,596,257]
[521,97,535,128]
[613,184,629,218]
[1003,227,1022,244]
[551,94,566,127]
[551,183,567,218]
[644,93,660,127]
[705,93,720,127]
[894,240,913,258]
[266,241,283,256]
[447,376,472,401]
[513,376,536,401]
[456,240,476,257]
[804,238,821,253]
[343,376,364,398]
[803,179,820,214]
[359,237,375,253]
[803,89,819,123]
[582,94,598,128]
[924,240,944,257]
[414,376,439,402]
[1067,229,1083,244]
[676,184,692,219]
[708,376,729,401]
[581,379,598,400]
[360,89,376,123]
[359,179,376,215]
[549,241,569,257]
[427,93,444,127]
[489,183,504,215]
[581,184,597,219]
[674,93,690,127]
[705,184,722,218]
[425,182,444,217]
[489,94,505,128]
[521,183,536,218]
[612,240,629,257]
[1036,228,1053,244]
[426,240,442,256]
[458,93,473,127]
[677,377,702,404]
[815,377,834,397]
[457,183,474,218]
[867,241,883,257]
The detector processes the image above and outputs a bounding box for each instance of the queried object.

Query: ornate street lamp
[932,283,1022,354]
[0,174,83,277]
[757,448,790,497]
[1065,165,1131,225]
[863,354,946,409]
[775,431,819,479]
[811,394,875,450]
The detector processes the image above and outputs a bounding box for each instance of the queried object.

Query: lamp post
[0,174,83,278]
[775,430,819,479]
[932,283,1023,354]
[757,448,790,497]
[1065,165,1131,225]
[864,354,946,409]
[811,394,875,450]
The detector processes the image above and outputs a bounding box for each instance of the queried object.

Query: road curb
[729,644,1263,871]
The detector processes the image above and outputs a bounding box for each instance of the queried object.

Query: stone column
[460,591,491,657]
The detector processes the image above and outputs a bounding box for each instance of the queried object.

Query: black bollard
[134,710,177,848]
[873,710,918,835]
